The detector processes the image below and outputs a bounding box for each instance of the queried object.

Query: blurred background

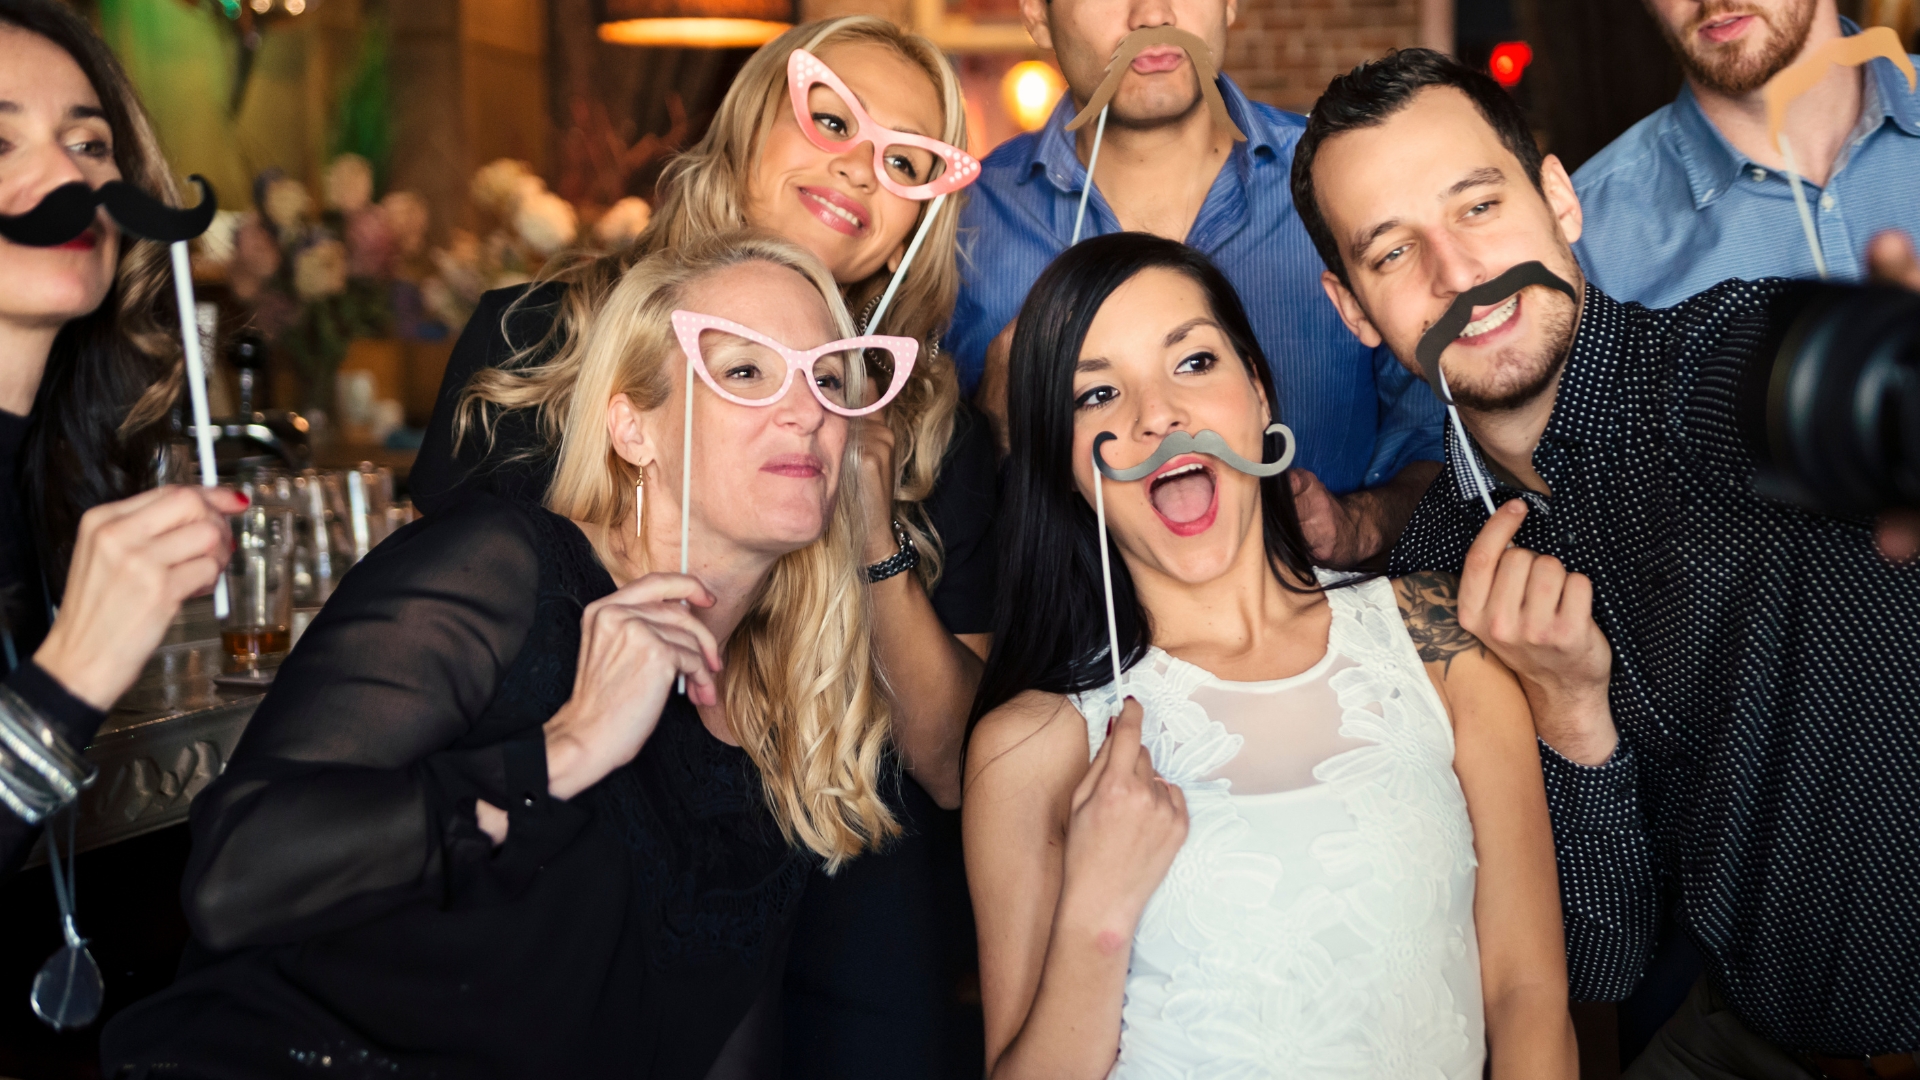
[52,0,1918,457]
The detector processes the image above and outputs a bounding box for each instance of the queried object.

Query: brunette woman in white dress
[963,233,1576,1079]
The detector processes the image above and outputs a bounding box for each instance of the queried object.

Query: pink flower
[345,206,396,278]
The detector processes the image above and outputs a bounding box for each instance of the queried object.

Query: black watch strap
[864,520,919,583]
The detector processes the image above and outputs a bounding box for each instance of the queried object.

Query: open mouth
[1147,460,1219,536]
[1456,293,1520,344]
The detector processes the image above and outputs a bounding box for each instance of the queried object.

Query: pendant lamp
[595,0,794,48]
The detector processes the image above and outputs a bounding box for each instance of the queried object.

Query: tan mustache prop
[1761,26,1916,279]
[1065,26,1246,143]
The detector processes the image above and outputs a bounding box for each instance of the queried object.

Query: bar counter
[26,598,272,866]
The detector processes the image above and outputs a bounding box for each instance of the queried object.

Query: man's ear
[607,392,656,472]
[1540,153,1584,247]
[1321,269,1384,349]
[1018,0,1054,53]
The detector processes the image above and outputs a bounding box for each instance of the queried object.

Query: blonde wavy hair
[543,230,897,869]
[458,14,966,581]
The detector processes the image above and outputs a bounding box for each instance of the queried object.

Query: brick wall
[1225,0,1425,113]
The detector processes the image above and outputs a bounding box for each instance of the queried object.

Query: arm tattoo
[1394,571,1486,677]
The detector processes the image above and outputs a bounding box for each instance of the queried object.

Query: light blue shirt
[1572,21,1920,308]
[948,76,1444,496]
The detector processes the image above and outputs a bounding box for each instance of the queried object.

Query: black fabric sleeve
[412,284,567,514]
[1538,737,1660,1001]
[180,495,588,954]
[923,401,1000,636]
[0,661,107,872]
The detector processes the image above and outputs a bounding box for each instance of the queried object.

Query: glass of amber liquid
[222,506,296,669]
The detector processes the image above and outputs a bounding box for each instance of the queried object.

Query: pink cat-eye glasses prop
[670,310,918,418]
[786,49,980,202]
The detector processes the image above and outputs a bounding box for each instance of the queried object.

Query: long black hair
[1,0,186,588]
[971,233,1326,726]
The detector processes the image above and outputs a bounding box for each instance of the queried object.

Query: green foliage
[330,15,391,191]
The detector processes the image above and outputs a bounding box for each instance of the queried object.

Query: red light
[1489,41,1532,88]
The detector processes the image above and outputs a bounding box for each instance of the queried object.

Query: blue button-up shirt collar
[1664,26,1916,212]
[1572,18,1920,308]
[1013,76,1282,250]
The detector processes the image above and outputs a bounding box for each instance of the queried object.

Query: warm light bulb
[250,0,270,11]
[1002,61,1064,133]
[285,0,305,12]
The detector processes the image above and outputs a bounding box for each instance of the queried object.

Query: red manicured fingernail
[236,492,250,507]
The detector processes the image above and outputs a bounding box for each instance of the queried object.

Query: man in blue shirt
[948,0,1445,567]
[1574,0,1920,307]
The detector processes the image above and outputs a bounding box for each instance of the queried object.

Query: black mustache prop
[0,176,217,247]
[1092,424,1297,482]
[1412,261,1578,405]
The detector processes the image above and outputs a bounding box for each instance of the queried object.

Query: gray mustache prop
[1412,261,1577,405]
[1092,424,1296,482]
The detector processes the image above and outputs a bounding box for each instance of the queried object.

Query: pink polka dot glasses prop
[670,310,919,417]
[786,49,981,202]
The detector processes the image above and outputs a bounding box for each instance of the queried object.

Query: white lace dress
[1069,574,1485,1080]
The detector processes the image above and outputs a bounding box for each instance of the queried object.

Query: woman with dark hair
[962,233,1576,1078]
[0,0,239,866]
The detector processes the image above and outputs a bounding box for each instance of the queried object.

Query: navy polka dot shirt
[1389,280,1920,1057]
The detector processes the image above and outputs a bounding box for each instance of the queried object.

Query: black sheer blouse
[101,493,809,1079]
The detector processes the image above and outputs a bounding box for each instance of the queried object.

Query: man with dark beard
[1294,49,1920,1079]
[1573,0,1920,308]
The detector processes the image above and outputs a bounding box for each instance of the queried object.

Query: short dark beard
[1448,288,1578,413]
[1660,0,1817,96]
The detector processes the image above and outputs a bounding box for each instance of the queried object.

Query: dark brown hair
[0,0,185,587]
[1291,48,1546,288]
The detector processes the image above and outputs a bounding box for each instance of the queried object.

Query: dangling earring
[634,471,645,537]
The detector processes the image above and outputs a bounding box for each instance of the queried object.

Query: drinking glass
[222,506,295,669]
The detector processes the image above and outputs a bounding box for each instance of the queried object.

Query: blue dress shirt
[1572,21,1920,308]
[948,76,1445,495]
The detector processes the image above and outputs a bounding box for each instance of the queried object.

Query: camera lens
[1761,284,1920,516]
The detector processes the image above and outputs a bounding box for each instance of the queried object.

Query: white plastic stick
[678,351,694,696]
[867,193,946,333]
[1071,105,1108,247]
[1777,134,1829,280]
[1093,462,1125,692]
[169,241,228,617]
[1439,369,1497,517]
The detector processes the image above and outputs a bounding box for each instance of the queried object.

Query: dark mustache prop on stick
[1087,423,1297,689]
[0,176,217,247]
[1411,260,1577,516]
[1,177,227,618]
[4,176,223,1036]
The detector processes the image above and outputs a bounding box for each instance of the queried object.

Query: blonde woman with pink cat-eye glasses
[408,15,998,1076]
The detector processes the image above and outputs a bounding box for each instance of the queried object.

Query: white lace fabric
[1070,573,1485,1079]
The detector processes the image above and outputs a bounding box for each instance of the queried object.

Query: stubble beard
[1662,0,1817,96]
[1106,67,1207,132]
[1445,287,1579,414]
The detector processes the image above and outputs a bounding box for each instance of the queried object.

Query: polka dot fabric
[1388,281,1920,1057]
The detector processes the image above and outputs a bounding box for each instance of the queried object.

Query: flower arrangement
[200,154,650,410]
[202,154,403,410]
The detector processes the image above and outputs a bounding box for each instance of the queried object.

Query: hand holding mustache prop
[1412,261,1577,406]
[1092,424,1297,482]
[0,176,217,247]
